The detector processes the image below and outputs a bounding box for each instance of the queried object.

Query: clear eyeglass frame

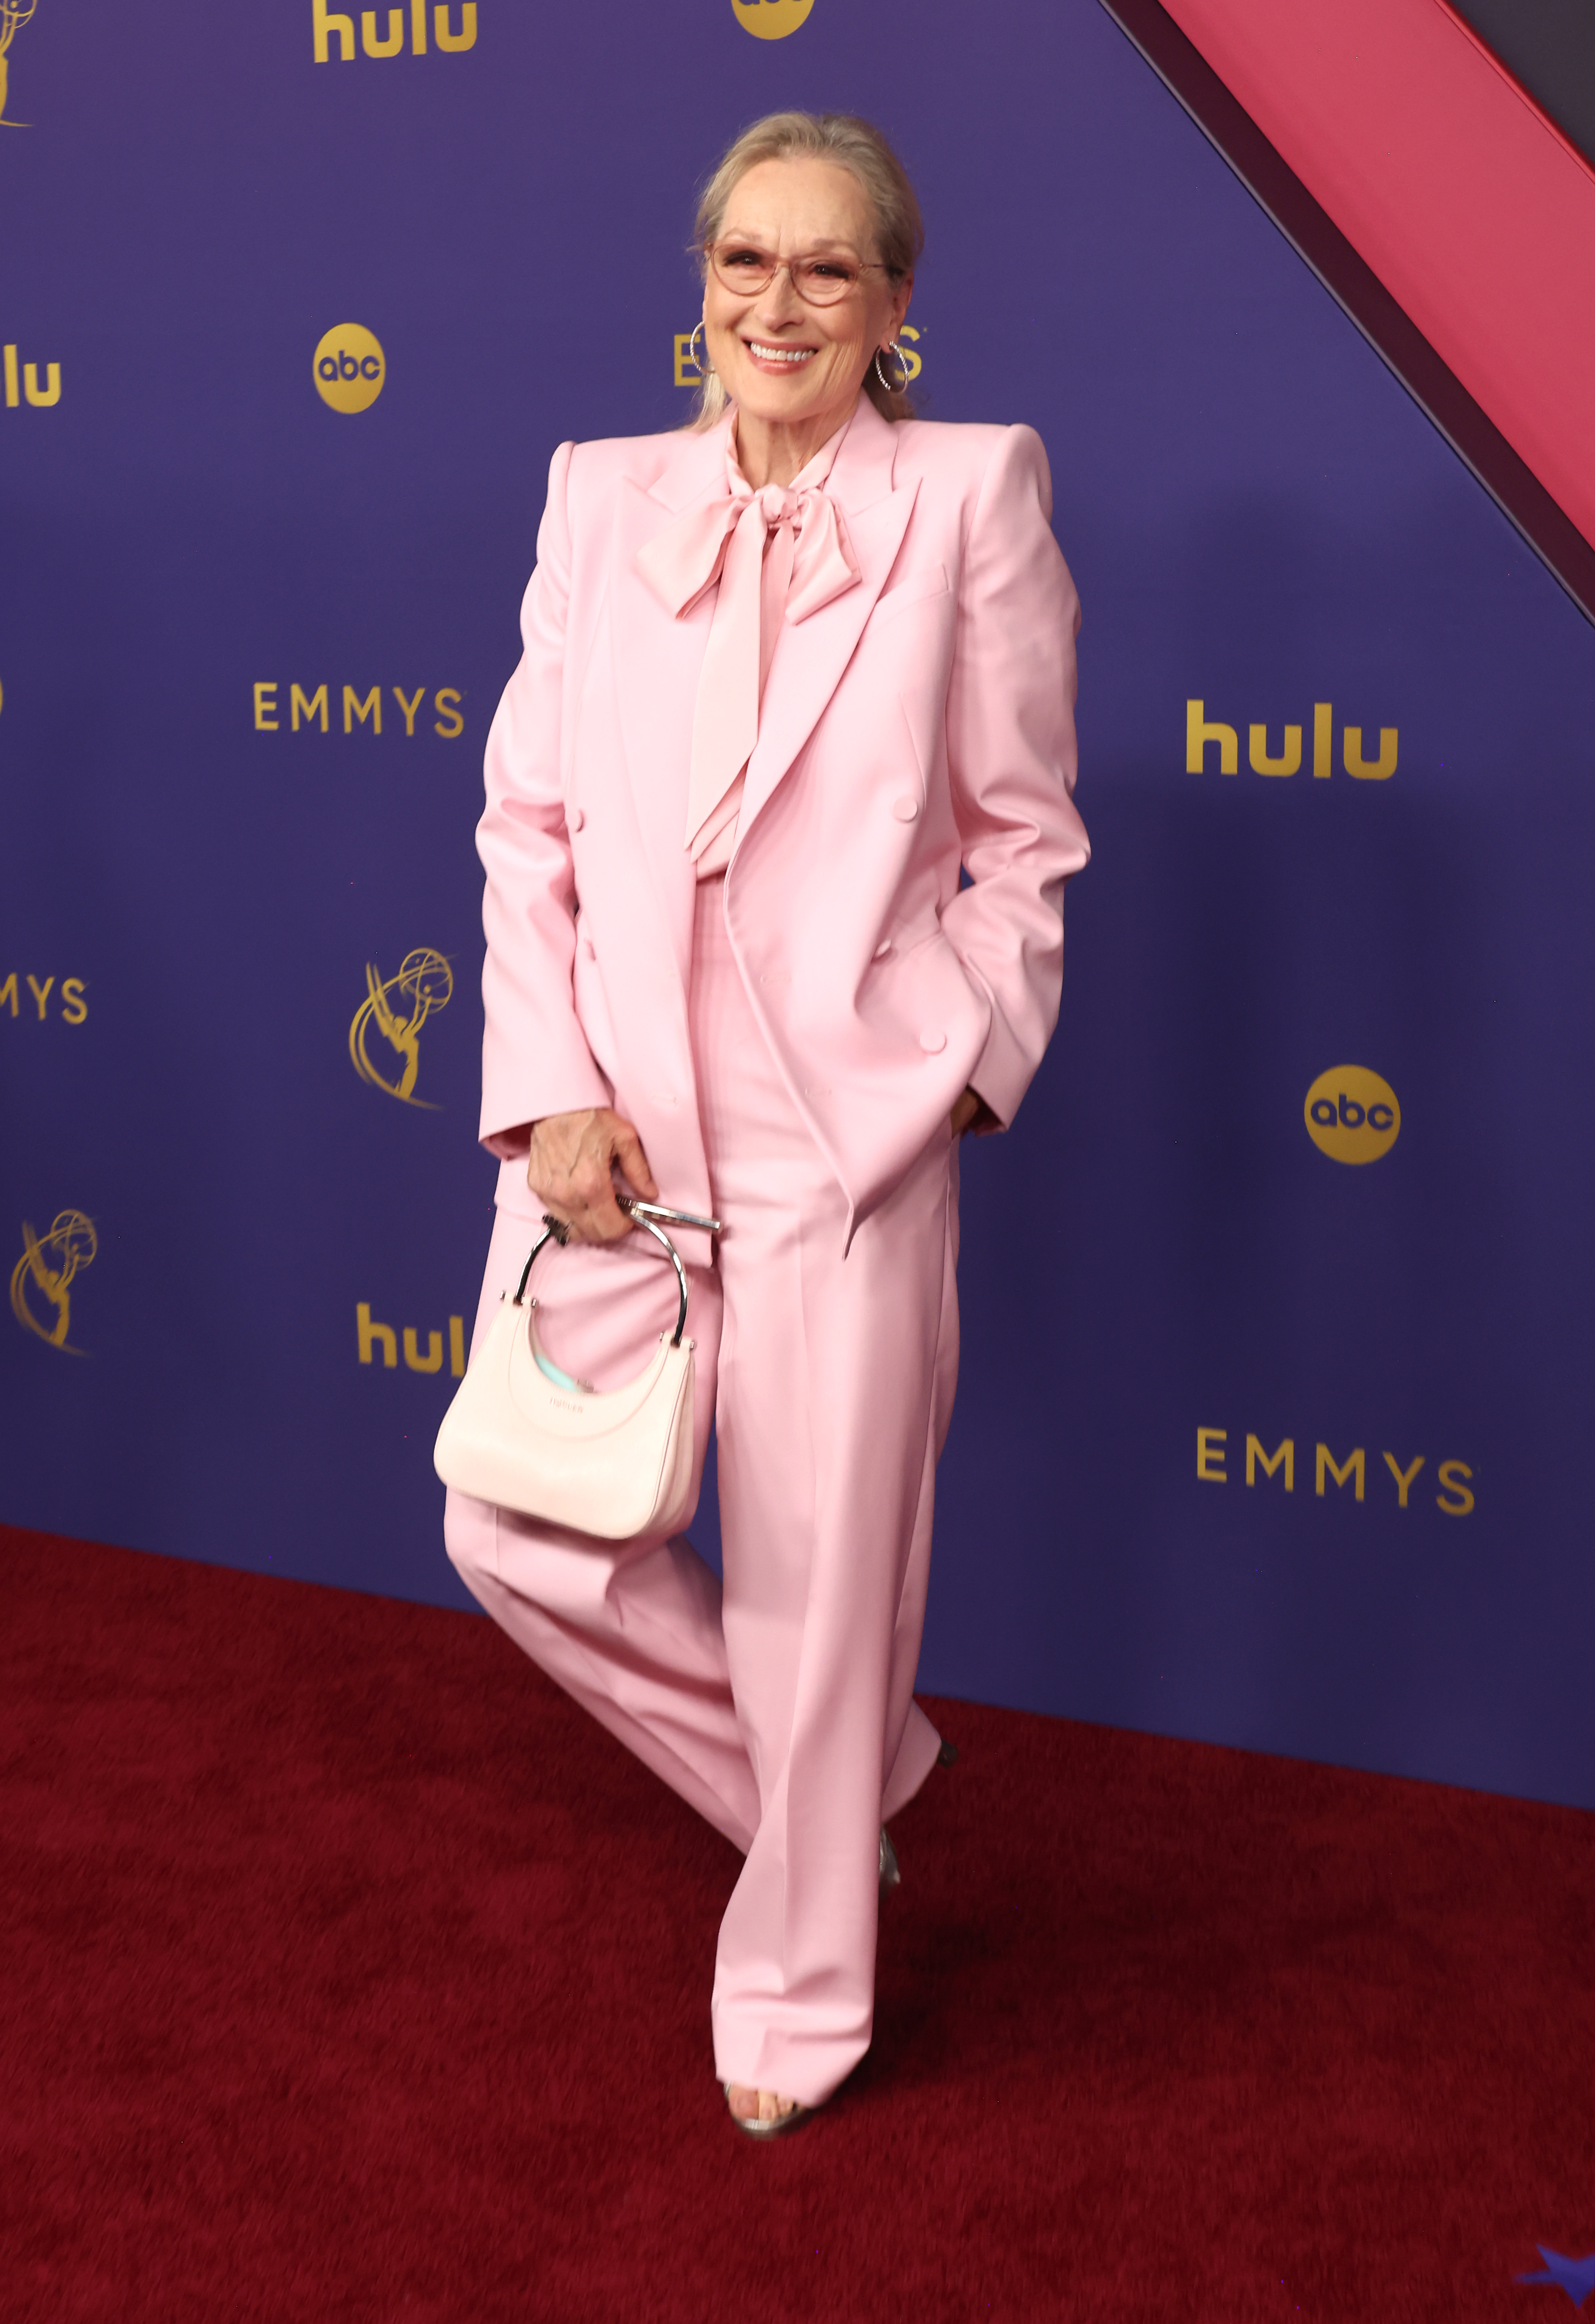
[704,240,892,307]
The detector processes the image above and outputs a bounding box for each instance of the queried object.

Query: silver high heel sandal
[727,1829,901,2136]
[728,1763,959,2137]
[724,2087,815,2139]
[878,1734,956,1901]
[879,1826,901,1896]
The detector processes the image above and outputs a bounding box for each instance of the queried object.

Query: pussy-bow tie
[636,474,861,858]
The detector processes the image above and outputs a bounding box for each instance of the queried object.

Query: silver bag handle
[512,1198,723,1348]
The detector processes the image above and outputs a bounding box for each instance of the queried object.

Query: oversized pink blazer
[477,393,1088,1256]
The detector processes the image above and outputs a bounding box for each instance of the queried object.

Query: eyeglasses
[705,240,891,307]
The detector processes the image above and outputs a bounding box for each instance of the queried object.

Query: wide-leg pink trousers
[445,876,960,2105]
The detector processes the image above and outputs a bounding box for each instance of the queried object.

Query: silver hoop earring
[873,341,910,395]
[689,320,711,378]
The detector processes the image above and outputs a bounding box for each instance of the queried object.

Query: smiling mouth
[744,340,817,366]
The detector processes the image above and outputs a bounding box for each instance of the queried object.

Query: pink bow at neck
[636,447,861,861]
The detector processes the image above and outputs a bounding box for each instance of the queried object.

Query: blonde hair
[687,111,923,429]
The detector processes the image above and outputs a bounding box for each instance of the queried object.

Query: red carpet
[3,1523,1593,2323]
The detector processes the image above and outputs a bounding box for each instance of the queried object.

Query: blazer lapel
[608,428,729,985]
[735,398,918,849]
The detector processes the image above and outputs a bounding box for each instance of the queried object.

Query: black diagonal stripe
[1450,0,1595,171]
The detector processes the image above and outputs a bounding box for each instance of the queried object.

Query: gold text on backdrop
[253,682,463,736]
[1186,701,1398,780]
[1196,1428,1473,1515]
[357,1304,466,1376]
[313,0,476,60]
[0,973,87,1022]
[675,320,920,387]
[3,345,60,406]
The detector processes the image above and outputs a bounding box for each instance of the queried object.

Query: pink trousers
[445,876,960,2105]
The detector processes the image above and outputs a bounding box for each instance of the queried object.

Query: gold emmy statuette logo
[1304,1065,1400,1164]
[313,323,386,414]
[11,1209,96,1352]
[731,0,813,39]
[349,948,453,1105]
[0,0,38,128]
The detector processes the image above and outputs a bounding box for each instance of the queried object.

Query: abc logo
[313,323,386,414]
[731,0,814,37]
[1304,1065,1400,1164]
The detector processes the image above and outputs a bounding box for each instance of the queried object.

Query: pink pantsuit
[445,394,1087,2106]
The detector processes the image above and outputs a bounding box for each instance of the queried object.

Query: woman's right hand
[526,1108,658,1243]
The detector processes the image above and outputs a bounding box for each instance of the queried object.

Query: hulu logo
[313,0,476,59]
[1186,700,1397,781]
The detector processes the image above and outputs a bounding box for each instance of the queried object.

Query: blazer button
[919,1029,946,1054]
[891,796,920,822]
[570,807,586,833]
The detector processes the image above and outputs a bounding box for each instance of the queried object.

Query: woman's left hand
[951,1087,997,1137]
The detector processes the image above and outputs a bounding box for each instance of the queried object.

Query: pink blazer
[477,393,1089,1254]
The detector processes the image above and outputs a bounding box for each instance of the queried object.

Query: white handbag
[433,1199,720,1541]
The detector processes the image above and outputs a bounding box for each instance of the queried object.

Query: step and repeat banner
[5,0,1594,1807]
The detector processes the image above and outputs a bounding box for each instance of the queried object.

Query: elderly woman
[444,110,1087,2134]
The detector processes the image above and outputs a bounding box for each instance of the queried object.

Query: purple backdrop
[4,0,1594,1805]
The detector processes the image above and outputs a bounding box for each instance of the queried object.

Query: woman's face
[701,157,912,441]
